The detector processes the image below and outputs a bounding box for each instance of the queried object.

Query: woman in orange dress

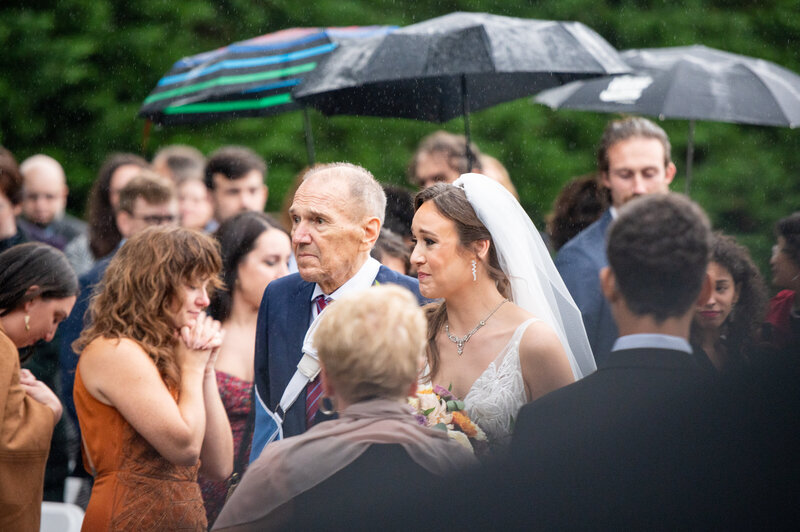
[74,226,233,530]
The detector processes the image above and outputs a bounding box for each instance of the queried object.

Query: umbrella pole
[684,120,695,195]
[461,75,474,172]
[141,119,153,156]
[302,107,316,166]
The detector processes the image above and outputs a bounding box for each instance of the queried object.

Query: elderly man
[251,163,423,460]
[555,116,676,366]
[18,155,87,250]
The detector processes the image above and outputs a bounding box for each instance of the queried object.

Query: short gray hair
[304,162,386,224]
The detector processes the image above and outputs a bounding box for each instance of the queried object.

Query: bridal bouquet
[409,385,488,453]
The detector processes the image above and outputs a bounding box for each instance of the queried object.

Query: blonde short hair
[314,285,425,404]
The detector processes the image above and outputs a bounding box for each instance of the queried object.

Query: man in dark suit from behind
[510,193,714,525]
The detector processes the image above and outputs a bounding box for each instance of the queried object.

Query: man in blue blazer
[251,163,423,461]
[555,117,676,366]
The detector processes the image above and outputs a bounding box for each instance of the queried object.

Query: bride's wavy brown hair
[75,226,222,389]
[414,183,510,379]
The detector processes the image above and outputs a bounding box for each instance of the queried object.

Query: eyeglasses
[136,214,177,225]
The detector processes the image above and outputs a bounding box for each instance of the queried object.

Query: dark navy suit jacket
[250,266,423,460]
[554,209,616,366]
[512,347,702,454]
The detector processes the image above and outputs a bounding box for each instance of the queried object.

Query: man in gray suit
[555,116,676,365]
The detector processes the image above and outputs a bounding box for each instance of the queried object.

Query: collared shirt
[310,256,382,320]
[612,333,692,354]
[204,219,220,234]
[609,206,619,220]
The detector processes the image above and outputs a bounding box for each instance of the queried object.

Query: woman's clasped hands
[179,312,225,374]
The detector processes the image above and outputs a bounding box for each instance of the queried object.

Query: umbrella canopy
[293,12,630,124]
[536,45,800,127]
[534,45,800,190]
[139,26,396,126]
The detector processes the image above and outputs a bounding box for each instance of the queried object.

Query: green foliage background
[1,0,799,280]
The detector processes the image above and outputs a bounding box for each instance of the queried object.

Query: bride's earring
[471,259,477,282]
[24,314,31,331]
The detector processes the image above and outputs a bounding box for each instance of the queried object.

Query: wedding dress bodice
[463,318,538,446]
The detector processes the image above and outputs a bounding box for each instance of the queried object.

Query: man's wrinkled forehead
[293,172,358,218]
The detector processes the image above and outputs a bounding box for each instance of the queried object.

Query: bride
[411,173,596,445]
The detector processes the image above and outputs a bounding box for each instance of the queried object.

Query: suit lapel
[296,281,315,327]
[287,280,315,362]
[279,279,316,437]
[599,209,614,233]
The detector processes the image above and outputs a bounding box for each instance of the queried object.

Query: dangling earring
[319,396,337,416]
[471,259,478,282]
[24,314,31,331]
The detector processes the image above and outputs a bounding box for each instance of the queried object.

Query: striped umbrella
[138,26,395,162]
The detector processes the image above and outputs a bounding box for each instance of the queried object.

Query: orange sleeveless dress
[73,366,206,531]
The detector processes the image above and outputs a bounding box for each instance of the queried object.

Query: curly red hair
[75,226,222,388]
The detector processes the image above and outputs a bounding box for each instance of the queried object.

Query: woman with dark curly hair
[764,212,800,351]
[691,233,767,371]
[73,226,233,530]
[545,174,607,253]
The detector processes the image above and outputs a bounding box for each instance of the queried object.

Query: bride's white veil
[454,173,596,379]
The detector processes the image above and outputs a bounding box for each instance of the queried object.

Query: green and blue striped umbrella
[139,26,395,126]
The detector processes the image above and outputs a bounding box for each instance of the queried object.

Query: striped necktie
[305,295,330,428]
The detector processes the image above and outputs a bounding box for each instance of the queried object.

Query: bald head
[302,163,386,224]
[19,155,68,225]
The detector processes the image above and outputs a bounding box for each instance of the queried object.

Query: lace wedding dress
[463,318,538,446]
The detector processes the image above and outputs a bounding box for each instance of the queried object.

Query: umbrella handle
[461,75,474,172]
[684,120,695,195]
[303,107,316,166]
[141,119,153,156]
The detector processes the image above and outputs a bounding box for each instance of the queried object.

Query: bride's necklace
[445,298,509,356]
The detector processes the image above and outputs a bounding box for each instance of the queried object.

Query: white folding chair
[40,502,84,532]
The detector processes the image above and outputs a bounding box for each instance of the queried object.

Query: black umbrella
[535,45,800,191]
[293,12,630,168]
